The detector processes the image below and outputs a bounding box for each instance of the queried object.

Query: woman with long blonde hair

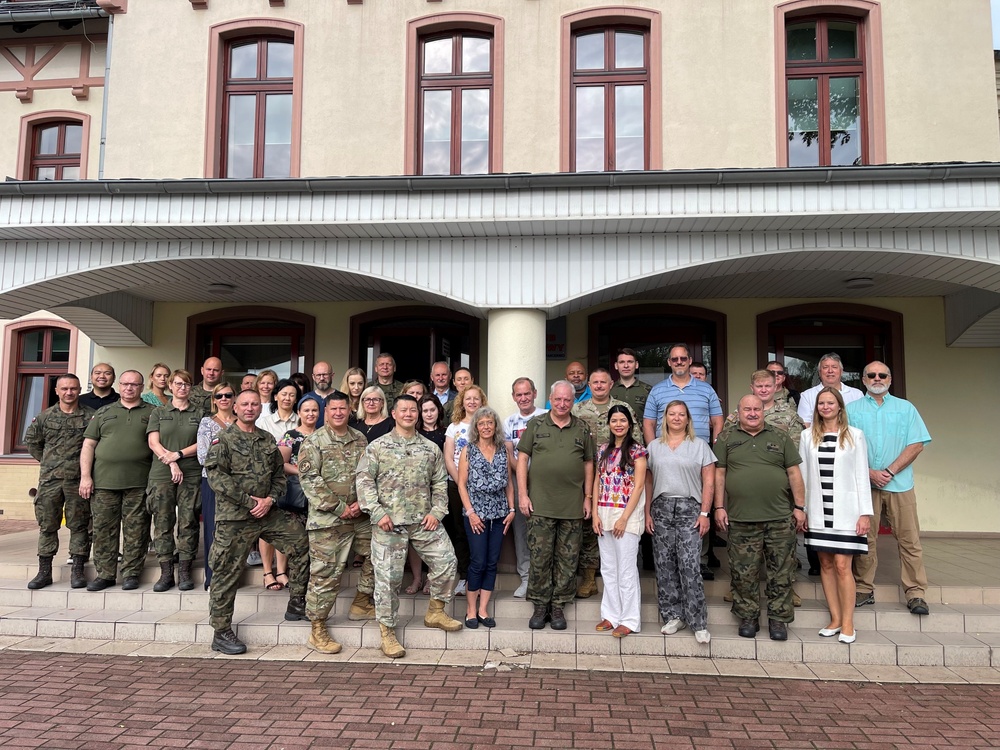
[339,367,366,413]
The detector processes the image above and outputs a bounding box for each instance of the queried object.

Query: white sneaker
[661,618,686,635]
[246,550,262,566]
[695,629,711,644]
[455,579,467,595]
[513,580,528,598]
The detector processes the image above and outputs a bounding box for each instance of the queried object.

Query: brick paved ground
[1,652,999,749]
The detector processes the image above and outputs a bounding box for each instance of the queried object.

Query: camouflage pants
[526,515,582,608]
[92,487,150,581]
[147,475,201,563]
[209,510,309,631]
[728,518,797,623]
[34,477,89,558]
[650,495,707,631]
[577,522,600,572]
[352,516,374,596]
[306,521,355,621]
[371,523,457,628]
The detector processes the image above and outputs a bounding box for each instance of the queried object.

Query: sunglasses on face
[214,392,235,399]
[865,372,890,380]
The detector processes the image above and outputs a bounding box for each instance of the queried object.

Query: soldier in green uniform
[571,368,640,598]
[356,394,462,659]
[298,391,373,654]
[79,370,154,591]
[368,353,404,412]
[24,373,95,590]
[188,356,224,415]
[517,380,595,631]
[718,370,805,450]
[204,389,310,655]
[610,348,652,420]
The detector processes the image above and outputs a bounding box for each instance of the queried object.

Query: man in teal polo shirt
[847,361,932,615]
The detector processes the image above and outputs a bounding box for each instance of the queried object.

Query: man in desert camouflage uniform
[298,391,373,654]
[24,373,95,590]
[205,389,309,655]
[571,368,640,598]
[356,394,462,659]
[78,370,154,592]
[719,370,804,450]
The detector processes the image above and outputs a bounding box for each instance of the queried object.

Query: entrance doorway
[351,307,480,385]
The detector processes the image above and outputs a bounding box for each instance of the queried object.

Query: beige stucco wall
[554,296,1000,534]
[88,0,1000,179]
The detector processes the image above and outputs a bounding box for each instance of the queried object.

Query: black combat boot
[177,559,194,591]
[70,554,87,589]
[27,556,53,590]
[211,627,247,655]
[152,561,175,592]
[285,595,307,621]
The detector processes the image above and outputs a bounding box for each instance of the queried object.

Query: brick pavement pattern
[2,652,1000,749]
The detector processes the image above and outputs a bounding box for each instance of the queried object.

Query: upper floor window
[222,37,293,178]
[417,31,494,175]
[11,326,71,453]
[30,121,82,180]
[785,17,866,167]
[571,26,649,172]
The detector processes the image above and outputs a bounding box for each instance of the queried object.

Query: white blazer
[798,425,874,530]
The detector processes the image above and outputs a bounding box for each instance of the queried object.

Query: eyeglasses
[119,382,143,388]
[362,397,383,404]
[865,372,890,380]
[767,369,785,376]
[171,382,191,389]
[214,392,235,400]
[668,357,689,363]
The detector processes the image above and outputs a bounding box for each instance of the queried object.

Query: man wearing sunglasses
[847,362,932,615]
[796,353,864,428]
[642,344,723,446]
[766,361,800,410]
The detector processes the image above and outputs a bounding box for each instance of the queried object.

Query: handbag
[278,474,307,513]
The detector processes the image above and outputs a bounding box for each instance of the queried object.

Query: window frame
[774,0,886,167]
[16,111,90,181]
[205,18,304,179]
[416,30,495,176]
[569,24,651,172]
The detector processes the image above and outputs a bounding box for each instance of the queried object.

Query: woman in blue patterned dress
[457,405,515,628]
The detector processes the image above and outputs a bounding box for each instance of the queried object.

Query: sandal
[263,571,284,591]
[404,576,424,595]
[275,570,289,589]
[612,625,633,638]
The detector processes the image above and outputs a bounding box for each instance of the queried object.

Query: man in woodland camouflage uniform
[298,391,374,654]
[356,394,462,659]
[78,370,154,591]
[24,373,95,590]
[571,368,641,598]
[205,389,309,655]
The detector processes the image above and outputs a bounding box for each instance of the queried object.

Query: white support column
[487,308,547,419]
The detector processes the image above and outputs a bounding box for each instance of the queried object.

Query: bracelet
[713,507,725,513]
[885,467,896,477]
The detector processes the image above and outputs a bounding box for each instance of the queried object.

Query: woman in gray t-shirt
[645,400,717,644]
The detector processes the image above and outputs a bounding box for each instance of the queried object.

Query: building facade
[0,0,998,531]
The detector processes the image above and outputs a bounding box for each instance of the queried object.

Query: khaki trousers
[853,488,928,599]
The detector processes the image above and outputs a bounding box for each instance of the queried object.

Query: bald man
[190,357,225,414]
[546,361,591,407]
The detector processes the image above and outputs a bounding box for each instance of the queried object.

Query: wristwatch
[699,511,709,518]
[794,504,805,512]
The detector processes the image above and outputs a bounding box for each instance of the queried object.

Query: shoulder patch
[211,437,220,445]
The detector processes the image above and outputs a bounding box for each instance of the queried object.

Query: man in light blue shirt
[642,344,723,444]
[847,361,932,615]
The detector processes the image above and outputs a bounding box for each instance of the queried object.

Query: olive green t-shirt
[713,424,801,523]
[84,401,155,490]
[517,412,595,520]
[146,403,203,481]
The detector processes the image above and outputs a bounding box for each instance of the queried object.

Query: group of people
[22,345,931,658]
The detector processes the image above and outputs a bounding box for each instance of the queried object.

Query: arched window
[17,111,91,181]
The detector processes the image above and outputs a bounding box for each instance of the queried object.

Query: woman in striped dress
[799,386,873,644]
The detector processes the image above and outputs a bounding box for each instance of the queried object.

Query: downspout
[98,11,113,179]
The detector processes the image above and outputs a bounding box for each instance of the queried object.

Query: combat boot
[424,598,463,631]
[27,556,53,590]
[379,623,406,658]
[348,590,376,621]
[177,559,194,591]
[285,595,307,621]
[70,554,87,589]
[211,627,247,655]
[152,561,174,592]
[308,620,342,654]
[576,568,599,598]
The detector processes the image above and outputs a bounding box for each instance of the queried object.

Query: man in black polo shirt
[713,395,806,641]
[79,363,119,411]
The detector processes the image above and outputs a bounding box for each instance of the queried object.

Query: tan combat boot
[423,598,463,631]
[576,568,599,598]
[308,620,342,654]
[379,623,406,658]
[348,590,376,620]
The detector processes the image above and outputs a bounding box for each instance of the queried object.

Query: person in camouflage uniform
[79,370,154,591]
[204,389,309,655]
[24,373,95,590]
[713,395,807,642]
[188,356,225,415]
[356,394,462,659]
[298,391,373,654]
[367,352,405,412]
[571,368,640,598]
[718,370,804,450]
[517,381,595,631]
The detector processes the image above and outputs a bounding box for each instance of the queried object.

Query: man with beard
[847,362,932,615]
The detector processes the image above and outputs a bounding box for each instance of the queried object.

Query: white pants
[598,530,641,631]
